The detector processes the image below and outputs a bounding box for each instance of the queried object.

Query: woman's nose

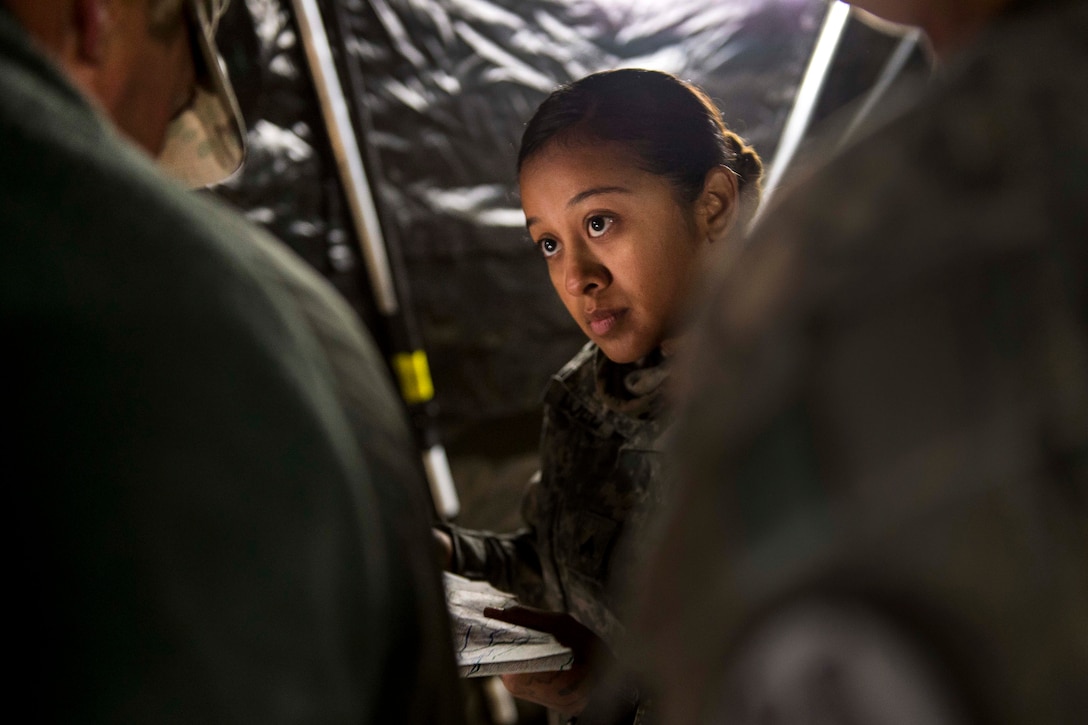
[563,243,609,296]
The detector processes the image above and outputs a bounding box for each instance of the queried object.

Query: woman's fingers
[500,665,593,717]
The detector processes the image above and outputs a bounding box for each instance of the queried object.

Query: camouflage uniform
[446,341,670,643]
[631,1,1088,724]
[443,342,669,722]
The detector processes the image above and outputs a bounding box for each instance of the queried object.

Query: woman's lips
[587,308,624,336]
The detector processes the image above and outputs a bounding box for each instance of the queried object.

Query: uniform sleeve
[9,202,400,721]
[16,295,395,722]
[439,473,548,605]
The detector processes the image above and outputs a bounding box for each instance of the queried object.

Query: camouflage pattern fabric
[630,1,1088,724]
[444,341,671,648]
[445,342,670,723]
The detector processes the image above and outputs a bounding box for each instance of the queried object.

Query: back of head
[518,68,763,224]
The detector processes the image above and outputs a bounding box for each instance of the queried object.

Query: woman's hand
[483,605,605,717]
[501,665,592,718]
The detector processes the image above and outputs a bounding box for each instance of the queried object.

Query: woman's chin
[596,339,654,365]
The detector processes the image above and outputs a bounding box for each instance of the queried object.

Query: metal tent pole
[836,27,923,150]
[752,0,852,224]
[289,0,460,520]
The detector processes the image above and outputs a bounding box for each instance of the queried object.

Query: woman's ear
[698,165,740,244]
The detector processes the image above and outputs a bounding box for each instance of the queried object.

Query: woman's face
[519,139,709,364]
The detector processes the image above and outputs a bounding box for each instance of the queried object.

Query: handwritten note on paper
[444,572,575,678]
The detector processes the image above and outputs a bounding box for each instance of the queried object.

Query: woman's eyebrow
[525,185,631,230]
[567,185,630,207]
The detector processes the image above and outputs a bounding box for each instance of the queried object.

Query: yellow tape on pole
[392,350,435,405]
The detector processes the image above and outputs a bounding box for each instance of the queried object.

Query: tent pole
[290,0,460,520]
[837,28,923,149]
[753,0,852,224]
[290,0,398,315]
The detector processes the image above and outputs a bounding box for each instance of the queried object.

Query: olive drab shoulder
[633,1,1088,723]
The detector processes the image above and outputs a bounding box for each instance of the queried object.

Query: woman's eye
[586,215,614,238]
[538,238,560,257]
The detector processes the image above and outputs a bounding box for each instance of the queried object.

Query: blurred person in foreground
[1,1,461,721]
[629,0,1087,723]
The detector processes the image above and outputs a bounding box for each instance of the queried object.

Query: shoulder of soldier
[740,0,1087,322]
[553,341,598,383]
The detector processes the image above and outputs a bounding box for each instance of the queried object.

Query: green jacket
[1,9,461,723]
